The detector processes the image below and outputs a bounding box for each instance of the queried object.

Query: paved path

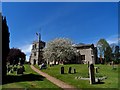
[30,65,80,90]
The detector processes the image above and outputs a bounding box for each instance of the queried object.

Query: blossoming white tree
[43,38,78,64]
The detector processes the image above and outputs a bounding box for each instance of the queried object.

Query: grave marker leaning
[89,64,95,84]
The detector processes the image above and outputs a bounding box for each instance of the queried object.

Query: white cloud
[26,55,30,61]
[106,34,119,45]
[19,44,32,54]
[19,44,32,61]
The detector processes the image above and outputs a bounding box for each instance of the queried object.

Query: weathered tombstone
[95,67,98,73]
[74,68,76,74]
[61,66,64,74]
[68,67,72,74]
[17,68,23,74]
[89,64,95,84]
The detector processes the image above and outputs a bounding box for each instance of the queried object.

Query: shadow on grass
[3,73,45,84]
[94,82,105,84]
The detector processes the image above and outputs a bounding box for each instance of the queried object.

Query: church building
[73,44,98,64]
[29,33,45,65]
[29,33,98,65]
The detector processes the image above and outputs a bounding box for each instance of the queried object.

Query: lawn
[2,64,61,89]
[34,64,119,89]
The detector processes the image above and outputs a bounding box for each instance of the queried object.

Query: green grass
[2,64,61,89]
[34,64,119,89]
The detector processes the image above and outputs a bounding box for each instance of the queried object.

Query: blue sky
[2,2,118,60]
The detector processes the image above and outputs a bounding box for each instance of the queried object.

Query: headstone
[61,66,64,74]
[74,68,76,73]
[95,67,98,73]
[68,67,72,74]
[89,64,95,84]
[17,68,23,74]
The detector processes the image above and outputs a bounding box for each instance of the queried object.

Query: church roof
[73,44,94,49]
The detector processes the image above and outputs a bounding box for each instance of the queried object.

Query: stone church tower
[29,33,45,65]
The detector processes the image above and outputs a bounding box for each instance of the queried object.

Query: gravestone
[89,64,95,84]
[17,68,24,74]
[68,67,72,74]
[61,66,64,74]
[74,68,76,73]
[95,67,98,73]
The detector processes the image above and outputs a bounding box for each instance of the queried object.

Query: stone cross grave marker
[89,64,95,84]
